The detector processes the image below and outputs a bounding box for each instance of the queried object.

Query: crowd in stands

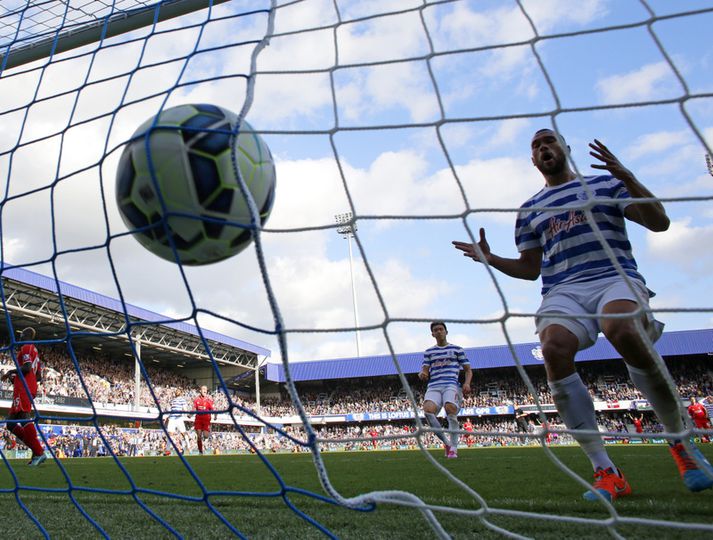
[1,406,682,459]
[1,343,711,456]
[0,345,231,413]
[2,345,712,420]
[255,362,713,418]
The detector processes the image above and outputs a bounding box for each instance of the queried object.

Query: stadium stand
[1,266,711,457]
[1,338,711,456]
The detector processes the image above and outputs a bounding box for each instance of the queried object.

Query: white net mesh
[1,0,713,538]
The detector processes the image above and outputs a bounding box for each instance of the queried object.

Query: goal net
[1,0,712,538]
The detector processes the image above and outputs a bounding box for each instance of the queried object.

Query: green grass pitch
[1,445,712,539]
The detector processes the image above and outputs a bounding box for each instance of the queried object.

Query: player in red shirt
[368,427,379,449]
[1,328,47,465]
[193,385,214,455]
[463,418,474,447]
[628,412,644,434]
[688,397,711,443]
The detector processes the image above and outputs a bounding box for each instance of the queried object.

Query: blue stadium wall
[265,328,713,383]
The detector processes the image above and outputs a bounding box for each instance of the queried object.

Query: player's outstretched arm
[453,228,541,281]
[589,139,669,232]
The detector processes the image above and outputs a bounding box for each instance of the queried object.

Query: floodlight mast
[706,154,712,177]
[334,212,362,357]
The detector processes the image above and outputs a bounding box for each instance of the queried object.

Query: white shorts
[166,417,187,433]
[424,387,461,410]
[536,276,664,350]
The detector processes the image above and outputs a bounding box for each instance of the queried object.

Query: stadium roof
[265,328,713,383]
[1,264,270,369]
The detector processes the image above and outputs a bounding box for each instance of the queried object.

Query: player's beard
[537,153,567,176]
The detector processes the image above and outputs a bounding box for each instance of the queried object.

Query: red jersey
[193,395,213,431]
[11,344,41,413]
[688,403,709,421]
[464,422,474,433]
[193,395,214,416]
[633,419,643,433]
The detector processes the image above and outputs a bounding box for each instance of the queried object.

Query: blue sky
[1,0,712,364]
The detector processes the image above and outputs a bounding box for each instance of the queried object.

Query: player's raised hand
[589,139,635,183]
[452,228,492,264]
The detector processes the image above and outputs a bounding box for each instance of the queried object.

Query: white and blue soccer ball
[115,103,276,265]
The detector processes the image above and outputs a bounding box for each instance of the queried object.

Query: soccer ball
[115,103,276,265]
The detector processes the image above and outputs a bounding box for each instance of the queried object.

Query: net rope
[0,0,712,538]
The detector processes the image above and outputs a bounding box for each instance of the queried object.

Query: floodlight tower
[706,154,712,177]
[335,212,362,357]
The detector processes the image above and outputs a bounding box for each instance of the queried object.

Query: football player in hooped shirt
[193,385,214,455]
[453,129,713,501]
[1,328,47,466]
[418,321,472,459]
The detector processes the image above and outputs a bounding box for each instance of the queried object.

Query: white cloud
[625,129,690,160]
[637,143,711,181]
[480,47,531,79]
[429,0,607,52]
[596,61,676,104]
[338,0,422,21]
[521,0,609,33]
[620,126,713,189]
[488,118,532,149]
[338,11,427,65]
[250,72,334,126]
[647,217,713,276]
[336,62,440,124]
[272,0,339,33]
[257,28,335,72]
[429,4,532,50]
[458,156,542,223]
[344,150,465,216]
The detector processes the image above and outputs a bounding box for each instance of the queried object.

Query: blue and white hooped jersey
[515,174,645,296]
[169,396,187,419]
[422,344,468,390]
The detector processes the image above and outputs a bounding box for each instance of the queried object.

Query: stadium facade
[2,264,712,427]
[265,328,713,382]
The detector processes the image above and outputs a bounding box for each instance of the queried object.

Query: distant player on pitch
[688,397,711,444]
[1,328,47,466]
[463,418,475,448]
[418,321,472,459]
[454,129,713,500]
[628,411,645,439]
[165,389,189,454]
[193,385,214,455]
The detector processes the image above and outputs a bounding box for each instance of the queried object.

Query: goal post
[0,0,233,71]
